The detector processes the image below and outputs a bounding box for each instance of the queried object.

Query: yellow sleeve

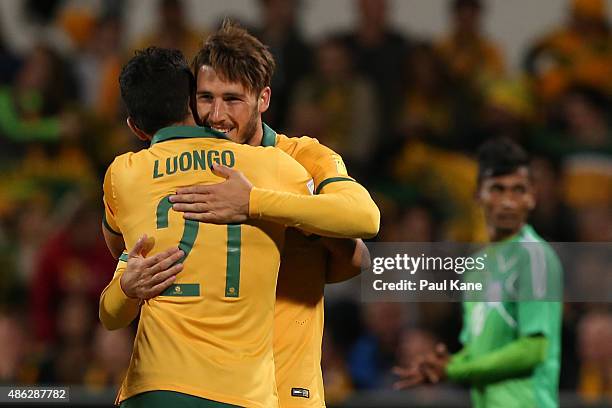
[102,160,122,236]
[99,254,141,330]
[275,134,353,188]
[250,136,380,238]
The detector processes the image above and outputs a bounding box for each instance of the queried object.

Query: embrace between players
[100,20,378,408]
[100,19,562,408]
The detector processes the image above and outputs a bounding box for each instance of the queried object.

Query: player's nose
[209,99,225,122]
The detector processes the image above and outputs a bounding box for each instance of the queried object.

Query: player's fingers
[392,365,420,379]
[129,235,147,258]
[392,366,411,377]
[142,247,181,269]
[421,364,440,384]
[210,164,235,179]
[170,193,210,205]
[172,202,213,213]
[174,184,217,195]
[145,274,177,299]
[150,250,185,274]
[393,376,424,390]
[182,212,229,224]
[148,263,183,286]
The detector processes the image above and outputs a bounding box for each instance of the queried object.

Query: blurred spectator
[0,24,21,85]
[348,302,406,389]
[381,204,438,243]
[437,0,505,88]
[289,35,377,175]
[29,199,115,343]
[473,78,534,149]
[38,295,94,384]
[395,43,458,149]
[528,157,577,241]
[14,197,53,285]
[0,44,78,151]
[393,141,487,242]
[84,325,133,391]
[574,207,612,242]
[0,312,29,383]
[56,3,97,51]
[134,0,203,61]
[321,331,354,404]
[341,0,411,148]
[252,0,312,130]
[395,327,437,370]
[577,310,612,401]
[524,0,612,102]
[532,86,612,211]
[74,14,123,122]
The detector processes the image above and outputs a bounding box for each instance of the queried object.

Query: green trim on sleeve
[315,177,354,194]
[103,214,122,236]
[118,252,128,262]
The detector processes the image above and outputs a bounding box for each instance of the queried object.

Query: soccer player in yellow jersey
[100,47,314,407]
[166,22,380,407]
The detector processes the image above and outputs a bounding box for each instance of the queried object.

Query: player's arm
[103,217,125,259]
[170,138,380,238]
[99,235,184,330]
[445,335,548,385]
[322,238,370,283]
[249,180,379,238]
[102,162,126,258]
[99,257,141,330]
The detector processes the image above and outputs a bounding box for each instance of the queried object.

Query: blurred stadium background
[0,0,610,406]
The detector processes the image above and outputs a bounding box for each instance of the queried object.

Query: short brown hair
[192,19,275,94]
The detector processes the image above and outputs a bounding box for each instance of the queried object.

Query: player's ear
[127,117,150,141]
[257,86,271,114]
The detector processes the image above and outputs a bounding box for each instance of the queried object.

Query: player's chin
[224,129,241,143]
[494,219,522,233]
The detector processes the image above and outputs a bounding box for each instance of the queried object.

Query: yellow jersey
[263,125,357,407]
[101,125,312,407]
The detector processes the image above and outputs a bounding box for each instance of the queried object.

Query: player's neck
[246,120,264,146]
[169,115,197,128]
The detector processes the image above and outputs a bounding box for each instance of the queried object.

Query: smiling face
[477,167,535,241]
[195,65,270,146]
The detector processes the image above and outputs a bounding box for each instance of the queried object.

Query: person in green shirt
[394,137,563,408]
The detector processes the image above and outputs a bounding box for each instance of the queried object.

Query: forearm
[323,238,369,283]
[249,182,380,238]
[446,336,547,385]
[99,269,140,330]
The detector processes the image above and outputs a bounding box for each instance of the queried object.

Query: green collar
[151,126,228,145]
[261,123,277,147]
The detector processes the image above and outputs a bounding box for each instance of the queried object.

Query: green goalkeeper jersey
[461,224,562,408]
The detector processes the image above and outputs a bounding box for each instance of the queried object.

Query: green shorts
[120,391,240,408]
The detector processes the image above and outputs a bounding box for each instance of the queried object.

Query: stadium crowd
[0,0,610,405]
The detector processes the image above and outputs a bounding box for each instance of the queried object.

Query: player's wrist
[120,275,137,299]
